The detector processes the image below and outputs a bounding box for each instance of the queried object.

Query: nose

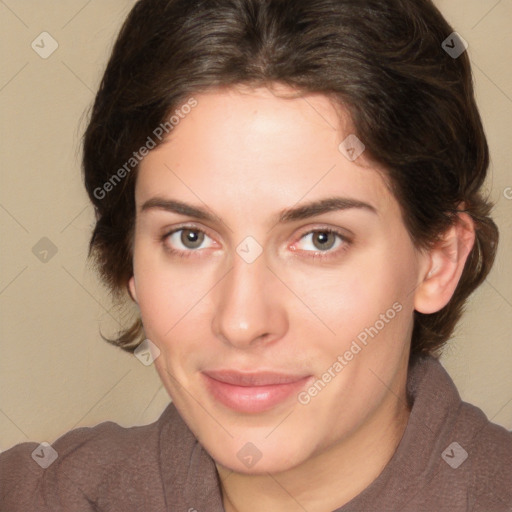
[211,249,288,349]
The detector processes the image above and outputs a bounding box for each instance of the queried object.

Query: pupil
[315,231,334,250]
[182,229,203,249]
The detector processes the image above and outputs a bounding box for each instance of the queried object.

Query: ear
[127,276,138,303]
[414,212,475,314]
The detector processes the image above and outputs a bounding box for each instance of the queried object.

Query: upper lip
[202,370,310,387]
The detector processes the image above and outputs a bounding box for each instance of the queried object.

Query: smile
[202,370,313,413]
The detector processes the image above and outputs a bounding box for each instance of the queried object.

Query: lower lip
[202,374,312,413]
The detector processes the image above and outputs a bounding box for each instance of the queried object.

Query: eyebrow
[140,196,377,224]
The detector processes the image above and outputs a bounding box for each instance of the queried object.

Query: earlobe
[414,212,475,314]
[128,276,138,303]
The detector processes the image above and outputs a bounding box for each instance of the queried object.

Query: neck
[217,388,411,512]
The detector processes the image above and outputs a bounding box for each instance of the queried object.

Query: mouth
[202,370,313,413]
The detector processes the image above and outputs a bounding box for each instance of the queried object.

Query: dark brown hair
[82,0,498,360]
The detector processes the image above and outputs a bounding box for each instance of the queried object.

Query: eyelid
[290,225,352,258]
[162,222,215,239]
[161,223,218,253]
[294,224,353,242]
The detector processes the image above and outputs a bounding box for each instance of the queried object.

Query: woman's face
[129,85,426,473]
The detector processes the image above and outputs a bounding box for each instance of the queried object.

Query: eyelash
[160,225,351,261]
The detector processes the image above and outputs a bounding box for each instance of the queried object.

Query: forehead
[136,85,397,219]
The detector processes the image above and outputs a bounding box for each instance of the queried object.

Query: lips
[202,369,313,413]
[202,370,309,386]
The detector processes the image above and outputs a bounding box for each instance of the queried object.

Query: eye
[161,225,350,260]
[293,228,349,258]
[162,227,215,256]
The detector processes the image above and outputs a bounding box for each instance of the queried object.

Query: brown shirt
[1,355,511,511]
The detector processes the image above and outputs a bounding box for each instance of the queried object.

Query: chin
[208,439,310,475]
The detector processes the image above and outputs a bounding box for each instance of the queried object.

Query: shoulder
[454,400,512,510]
[419,355,512,509]
[1,410,161,471]
[0,403,185,510]
[401,355,512,511]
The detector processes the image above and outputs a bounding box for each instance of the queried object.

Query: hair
[82,0,498,361]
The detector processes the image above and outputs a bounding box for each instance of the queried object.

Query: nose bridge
[211,248,285,348]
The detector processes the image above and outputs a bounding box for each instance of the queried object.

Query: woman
[1,0,510,510]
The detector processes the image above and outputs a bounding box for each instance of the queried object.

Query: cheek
[292,237,417,359]
[133,238,203,312]
[132,248,189,341]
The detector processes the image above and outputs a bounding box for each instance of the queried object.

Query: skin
[128,84,475,512]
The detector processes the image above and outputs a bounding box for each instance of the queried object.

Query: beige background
[0,0,511,451]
